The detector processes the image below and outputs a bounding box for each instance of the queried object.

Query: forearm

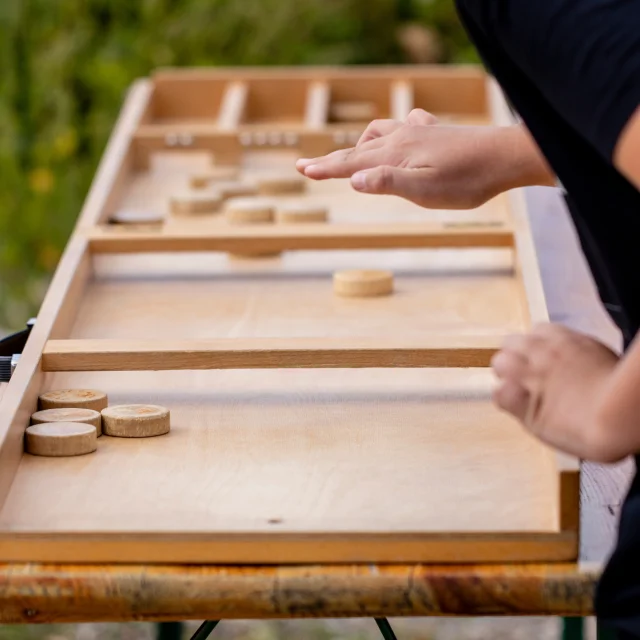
[595,335,640,461]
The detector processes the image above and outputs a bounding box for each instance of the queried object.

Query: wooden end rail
[86,223,514,254]
[42,337,501,372]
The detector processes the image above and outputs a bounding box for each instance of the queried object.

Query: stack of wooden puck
[25,389,171,457]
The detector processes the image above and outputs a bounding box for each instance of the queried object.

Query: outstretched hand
[296,109,554,210]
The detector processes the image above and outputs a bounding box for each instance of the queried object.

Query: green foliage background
[0,0,474,330]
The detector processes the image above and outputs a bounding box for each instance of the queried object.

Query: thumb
[351,165,426,199]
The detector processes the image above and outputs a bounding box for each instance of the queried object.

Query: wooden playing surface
[0,66,578,564]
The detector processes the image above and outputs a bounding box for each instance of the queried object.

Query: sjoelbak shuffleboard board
[0,67,578,564]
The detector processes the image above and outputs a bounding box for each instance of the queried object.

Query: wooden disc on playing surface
[190,166,240,189]
[216,181,258,200]
[333,270,394,298]
[39,389,108,413]
[170,191,222,216]
[276,202,329,224]
[108,210,165,226]
[224,198,275,225]
[256,174,306,196]
[31,408,102,437]
[25,422,97,458]
[101,404,170,438]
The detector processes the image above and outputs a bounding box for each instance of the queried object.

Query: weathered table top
[0,187,631,623]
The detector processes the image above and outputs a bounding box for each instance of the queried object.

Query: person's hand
[296,109,555,210]
[491,323,623,462]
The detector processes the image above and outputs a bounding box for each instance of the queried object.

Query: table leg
[563,618,584,640]
[190,620,221,640]
[375,618,399,640]
[157,621,185,640]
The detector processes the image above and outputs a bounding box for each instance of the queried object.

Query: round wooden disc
[276,202,329,224]
[224,198,275,225]
[170,192,222,216]
[190,166,240,189]
[108,210,165,225]
[39,389,108,413]
[101,404,170,438]
[333,270,394,298]
[31,408,102,437]
[216,181,258,200]
[25,422,97,457]
[257,174,306,195]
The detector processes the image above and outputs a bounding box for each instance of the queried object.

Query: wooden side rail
[87,223,514,253]
[42,337,501,372]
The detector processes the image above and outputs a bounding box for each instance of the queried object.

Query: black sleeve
[457,0,640,163]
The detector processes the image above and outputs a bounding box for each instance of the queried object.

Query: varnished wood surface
[0,563,596,623]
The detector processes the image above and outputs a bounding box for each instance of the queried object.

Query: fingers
[296,148,355,175]
[297,140,390,180]
[296,109,438,178]
[350,165,430,201]
[357,119,402,146]
[492,381,531,423]
[406,108,438,126]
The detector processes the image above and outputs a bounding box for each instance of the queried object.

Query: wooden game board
[0,66,578,564]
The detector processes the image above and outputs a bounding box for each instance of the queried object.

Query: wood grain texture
[87,223,514,253]
[42,337,501,371]
[0,563,597,623]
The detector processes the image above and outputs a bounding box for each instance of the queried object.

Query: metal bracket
[187,618,398,640]
[0,318,36,382]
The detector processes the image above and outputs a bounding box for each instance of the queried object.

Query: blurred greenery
[0,0,475,330]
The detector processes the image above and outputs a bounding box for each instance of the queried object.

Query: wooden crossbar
[42,337,501,372]
[87,223,514,254]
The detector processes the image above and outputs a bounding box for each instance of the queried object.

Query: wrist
[492,125,556,193]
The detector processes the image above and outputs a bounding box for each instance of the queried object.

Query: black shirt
[454,0,640,633]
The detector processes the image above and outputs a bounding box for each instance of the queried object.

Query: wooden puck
[25,422,98,457]
[330,101,378,123]
[256,174,306,196]
[108,210,165,226]
[170,191,222,216]
[225,198,275,225]
[39,389,108,413]
[101,404,170,438]
[190,166,240,189]
[216,181,258,200]
[276,202,329,224]
[333,270,394,298]
[31,408,102,437]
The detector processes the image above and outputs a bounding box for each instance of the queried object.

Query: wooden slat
[391,80,414,120]
[42,336,501,372]
[217,81,248,130]
[87,223,514,254]
[305,81,330,130]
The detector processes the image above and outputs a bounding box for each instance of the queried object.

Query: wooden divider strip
[391,80,414,120]
[42,337,501,372]
[88,223,514,253]
[218,81,248,130]
[305,81,331,130]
